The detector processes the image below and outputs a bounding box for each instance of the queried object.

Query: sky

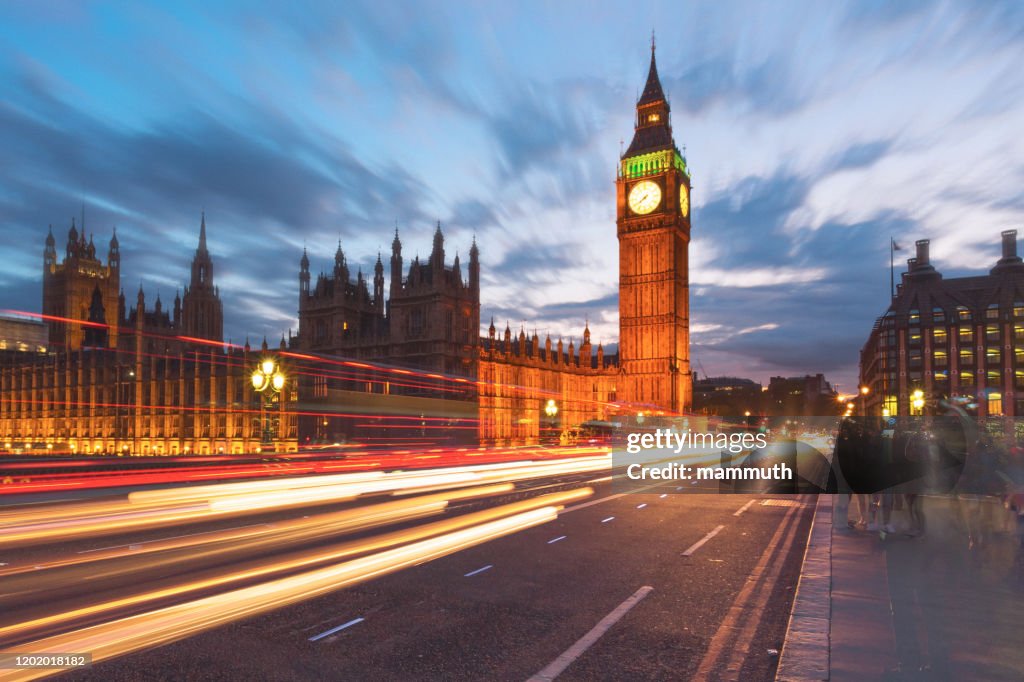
[1,0,1023,392]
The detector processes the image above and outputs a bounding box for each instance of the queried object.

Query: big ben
[617,41,692,413]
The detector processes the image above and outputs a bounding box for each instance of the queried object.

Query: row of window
[881,392,1012,416]
[882,323,1024,348]
[904,303,1024,325]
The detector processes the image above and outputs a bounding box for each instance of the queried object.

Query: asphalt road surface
[1,468,814,681]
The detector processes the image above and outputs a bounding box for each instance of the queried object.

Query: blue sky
[2,1,1022,391]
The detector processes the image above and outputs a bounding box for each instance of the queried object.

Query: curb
[774,494,833,681]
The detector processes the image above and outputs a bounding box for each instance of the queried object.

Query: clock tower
[617,40,692,413]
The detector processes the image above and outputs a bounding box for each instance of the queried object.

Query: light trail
[0,498,578,680]
[0,454,610,548]
[0,484,514,582]
[0,487,589,646]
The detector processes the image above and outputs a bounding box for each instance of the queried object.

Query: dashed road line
[464,564,493,577]
[527,586,654,681]
[547,535,567,544]
[733,500,756,516]
[682,524,725,557]
[636,503,647,509]
[601,516,615,523]
[309,616,364,642]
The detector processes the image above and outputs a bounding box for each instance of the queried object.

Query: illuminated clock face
[679,184,689,217]
[628,180,662,214]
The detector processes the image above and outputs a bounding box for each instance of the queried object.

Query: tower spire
[638,36,665,106]
[199,211,207,252]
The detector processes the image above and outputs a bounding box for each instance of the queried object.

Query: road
[0,456,814,681]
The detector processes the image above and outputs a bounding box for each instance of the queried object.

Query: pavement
[776,494,1024,681]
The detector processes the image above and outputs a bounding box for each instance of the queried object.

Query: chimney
[915,239,930,266]
[906,238,939,280]
[992,229,1024,274]
[1002,229,1018,260]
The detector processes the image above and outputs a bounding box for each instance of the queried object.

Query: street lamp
[252,357,286,448]
[544,399,558,442]
[910,388,925,415]
[859,385,870,417]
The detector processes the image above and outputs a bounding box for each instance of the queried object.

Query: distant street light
[911,388,925,415]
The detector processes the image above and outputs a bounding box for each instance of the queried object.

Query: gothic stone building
[4,42,693,452]
[2,215,296,455]
[295,43,692,445]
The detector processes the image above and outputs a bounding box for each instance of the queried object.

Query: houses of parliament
[0,43,693,454]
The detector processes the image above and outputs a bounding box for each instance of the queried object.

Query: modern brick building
[860,231,1024,419]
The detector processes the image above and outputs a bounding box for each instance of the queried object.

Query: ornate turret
[181,212,224,343]
[66,218,78,259]
[44,226,56,271]
[373,252,385,314]
[469,235,480,293]
[299,247,310,295]
[108,228,120,269]
[334,240,348,283]
[431,221,445,269]
[390,227,403,297]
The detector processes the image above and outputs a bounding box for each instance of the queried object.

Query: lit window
[934,350,948,367]
[909,309,920,324]
[933,328,947,344]
[1014,302,1024,318]
[960,348,974,365]
[959,326,973,343]
[932,307,946,323]
[648,113,660,123]
[957,306,972,321]
[883,395,898,416]
[985,324,1000,341]
[986,304,1000,320]
[988,392,1003,416]
[987,347,1001,364]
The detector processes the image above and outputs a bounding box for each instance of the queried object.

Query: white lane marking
[636,503,647,509]
[77,523,271,554]
[682,524,725,557]
[527,586,654,682]
[601,516,615,523]
[309,617,364,642]
[676,486,683,490]
[547,535,567,545]
[562,481,662,514]
[659,494,668,499]
[464,564,493,577]
[734,500,756,517]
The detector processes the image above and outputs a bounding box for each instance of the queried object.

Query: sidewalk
[776,494,1024,681]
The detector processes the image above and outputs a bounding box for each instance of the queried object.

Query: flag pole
[890,237,895,300]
